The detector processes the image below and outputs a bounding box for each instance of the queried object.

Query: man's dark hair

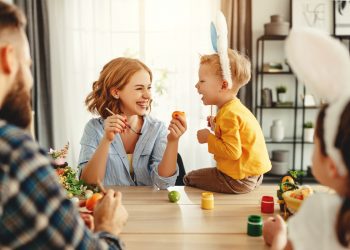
[0,1,26,31]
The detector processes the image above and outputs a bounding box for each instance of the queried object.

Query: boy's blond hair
[200,49,251,89]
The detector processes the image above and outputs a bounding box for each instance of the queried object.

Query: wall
[252,0,315,172]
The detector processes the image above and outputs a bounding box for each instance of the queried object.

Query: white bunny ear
[285,28,350,102]
[286,27,350,177]
[215,11,233,89]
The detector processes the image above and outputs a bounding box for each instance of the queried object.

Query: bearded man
[0,1,128,249]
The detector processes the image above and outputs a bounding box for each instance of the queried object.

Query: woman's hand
[167,115,187,142]
[103,114,127,142]
[197,128,210,144]
[94,190,128,236]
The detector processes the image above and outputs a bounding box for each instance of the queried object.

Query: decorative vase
[261,88,273,107]
[270,120,284,142]
[278,93,287,103]
[304,128,314,142]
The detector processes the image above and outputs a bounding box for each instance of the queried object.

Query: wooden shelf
[257,71,293,75]
[255,35,315,174]
[257,35,287,41]
[265,138,314,144]
[263,173,318,184]
[257,106,319,110]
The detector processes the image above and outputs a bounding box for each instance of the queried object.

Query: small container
[261,195,274,214]
[201,192,214,210]
[264,15,289,36]
[270,15,283,23]
[261,88,273,107]
[270,160,289,175]
[271,150,289,162]
[270,119,284,142]
[247,215,263,237]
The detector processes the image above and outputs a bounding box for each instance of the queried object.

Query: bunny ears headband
[210,11,233,89]
[285,28,350,176]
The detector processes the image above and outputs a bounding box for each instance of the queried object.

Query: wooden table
[111,184,327,250]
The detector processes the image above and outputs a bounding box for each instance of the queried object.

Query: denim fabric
[78,116,178,189]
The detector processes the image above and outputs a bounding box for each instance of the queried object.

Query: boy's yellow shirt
[207,98,271,179]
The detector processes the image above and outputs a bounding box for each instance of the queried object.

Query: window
[48,0,220,170]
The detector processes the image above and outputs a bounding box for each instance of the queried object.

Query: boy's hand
[197,129,211,144]
[263,215,287,247]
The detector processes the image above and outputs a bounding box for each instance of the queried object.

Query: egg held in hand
[86,193,104,211]
[172,111,186,119]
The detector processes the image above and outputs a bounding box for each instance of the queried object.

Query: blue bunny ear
[210,22,218,52]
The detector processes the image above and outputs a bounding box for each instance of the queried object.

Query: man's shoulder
[0,120,47,164]
[0,120,33,145]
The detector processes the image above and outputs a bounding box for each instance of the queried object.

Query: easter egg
[86,193,103,211]
[168,190,181,203]
[172,111,186,119]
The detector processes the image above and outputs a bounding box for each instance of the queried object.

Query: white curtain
[48,0,220,171]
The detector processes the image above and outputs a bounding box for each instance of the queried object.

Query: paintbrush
[105,107,142,135]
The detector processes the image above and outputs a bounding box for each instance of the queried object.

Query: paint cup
[261,195,274,214]
[201,192,214,210]
[247,215,263,237]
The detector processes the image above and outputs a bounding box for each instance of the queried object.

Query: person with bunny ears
[263,28,350,250]
[183,12,271,193]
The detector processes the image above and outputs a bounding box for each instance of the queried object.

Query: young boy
[184,49,271,194]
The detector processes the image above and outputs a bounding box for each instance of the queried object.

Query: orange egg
[172,111,186,119]
[85,193,103,211]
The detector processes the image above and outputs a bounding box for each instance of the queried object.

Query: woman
[78,57,187,189]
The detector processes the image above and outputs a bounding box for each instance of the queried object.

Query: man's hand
[93,190,128,236]
[80,213,95,231]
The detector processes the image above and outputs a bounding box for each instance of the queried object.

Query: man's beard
[0,71,32,129]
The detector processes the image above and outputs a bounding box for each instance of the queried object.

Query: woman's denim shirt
[78,115,178,189]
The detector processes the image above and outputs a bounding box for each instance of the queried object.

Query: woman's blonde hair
[200,49,251,88]
[85,57,152,119]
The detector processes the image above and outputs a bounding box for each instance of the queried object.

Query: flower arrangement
[49,143,98,198]
[55,166,98,198]
[49,142,69,166]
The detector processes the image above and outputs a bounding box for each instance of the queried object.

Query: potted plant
[276,85,287,103]
[303,121,314,142]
